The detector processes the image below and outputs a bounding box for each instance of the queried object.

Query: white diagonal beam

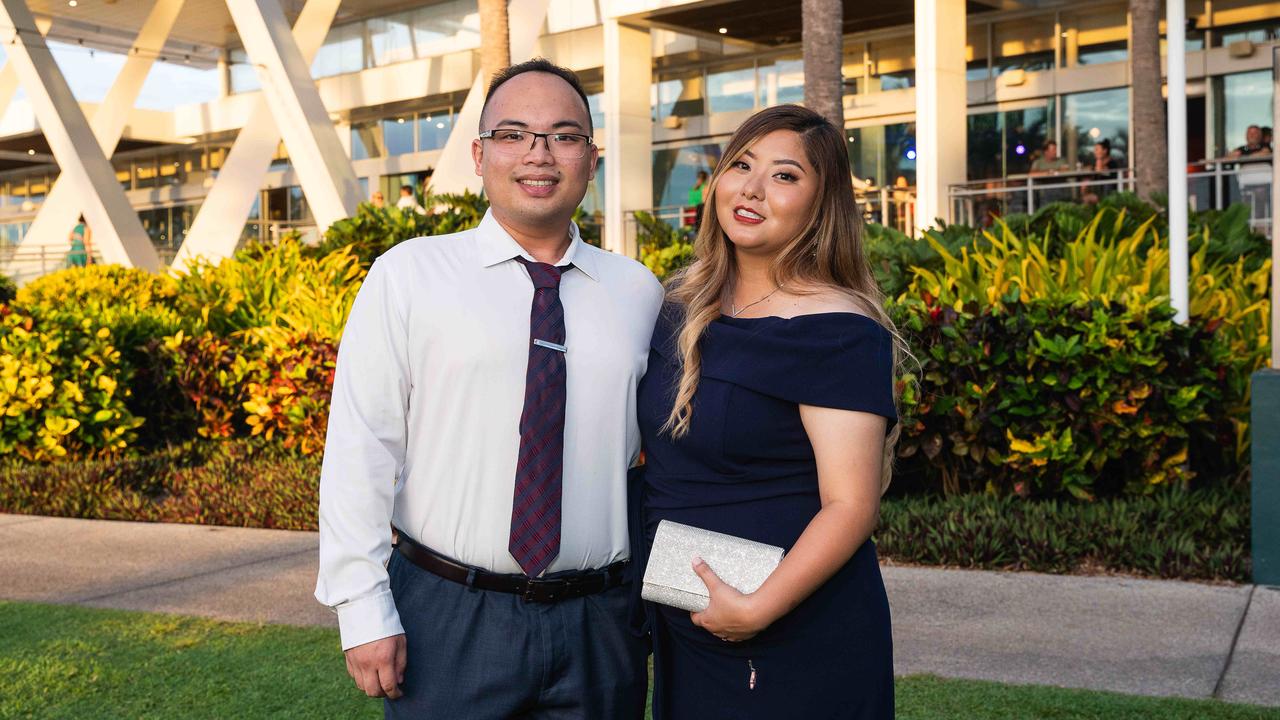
[173,0,339,272]
[223,0,359,230]
[429,0,553,196]
[0,16,49,119]
[0,0,158,269]
[22,0,184,253]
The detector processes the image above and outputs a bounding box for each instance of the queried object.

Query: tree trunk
[1131,0,1168,201]
[802,0,844,129]
[479,0,511,85]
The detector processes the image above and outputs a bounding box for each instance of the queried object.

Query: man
[315,58,663,718]
[1029,141,1070,174]
[395,184,426,213]
[1229,124,1272,159]
[370,190,386,209]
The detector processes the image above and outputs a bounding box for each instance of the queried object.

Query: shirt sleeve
[314,258,410,651]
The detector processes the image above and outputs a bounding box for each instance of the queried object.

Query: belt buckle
[524,578,568,603]
[523,581,537,603]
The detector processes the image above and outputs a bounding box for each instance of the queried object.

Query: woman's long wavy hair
[661,104,911,493]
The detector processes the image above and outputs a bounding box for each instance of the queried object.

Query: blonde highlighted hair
[660,104,911,493]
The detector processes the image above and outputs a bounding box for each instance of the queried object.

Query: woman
[637,104,907,719]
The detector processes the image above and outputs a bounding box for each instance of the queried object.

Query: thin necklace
[730,285,781,317]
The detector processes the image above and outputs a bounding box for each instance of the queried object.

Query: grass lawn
[2,601,1278,720]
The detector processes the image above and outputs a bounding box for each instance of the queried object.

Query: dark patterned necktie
[509,257,568,577]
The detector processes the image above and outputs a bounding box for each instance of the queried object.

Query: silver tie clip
[533,338,568,353]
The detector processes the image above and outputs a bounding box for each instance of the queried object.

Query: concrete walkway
[3,513,1277,709]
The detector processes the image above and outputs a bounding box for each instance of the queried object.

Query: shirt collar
[475,209,600,282]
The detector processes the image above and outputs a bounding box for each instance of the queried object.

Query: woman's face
[714,129,818,258]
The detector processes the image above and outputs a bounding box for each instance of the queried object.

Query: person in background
[66,215,89,268]
[687,170,709,228]
[1229,125,1272,159]
[395,185,426,214]
[370,190,386,209]
[1081,139,1120,204]
[1030,141,1070,174]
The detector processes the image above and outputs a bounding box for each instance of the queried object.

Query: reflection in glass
[652,143,723,209]
[1217,70,1273,157]
[654,70,705,121]
[966,104,1053,180]
[418,111,454,151]
[707,62,756,113]
[870,38,915,90]
[351,121,385,160]
[1063,87,1129,167]
[368,15,415,67]
[383,117,416,156]
[757,56,804,107]
[847,123,916,187]
[312,23,364,78]
[993,18,1055,75]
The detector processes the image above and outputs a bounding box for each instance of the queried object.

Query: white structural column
[22,0,185,252]
[173,0,339,271]
[0,0,158,269]
[1167,0,1189,323]
[430,0,553,196]
[603,19,652,257]
[913,0,967,229]
[0,16,49,119]
[224,0,359,232]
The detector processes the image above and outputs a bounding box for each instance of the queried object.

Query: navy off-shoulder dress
[635,304,898,720]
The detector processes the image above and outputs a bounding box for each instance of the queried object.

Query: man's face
[1044,143,1058,161]
[1246,126,1263,145]
[1093,143,1108,160]
[472,72,597,233]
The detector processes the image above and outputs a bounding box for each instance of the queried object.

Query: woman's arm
[690,404,887,641]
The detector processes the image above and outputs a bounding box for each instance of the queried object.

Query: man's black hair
[400,185,413,194]
[481,58,593,135]
[1096,138,1112,152]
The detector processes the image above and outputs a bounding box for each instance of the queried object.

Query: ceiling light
[68,0,78,6]
[26,149,35,155]
[718,27,728,34]
[436,122,445,128]
[397,118,405,123]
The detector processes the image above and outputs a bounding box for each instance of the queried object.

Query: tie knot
[516,256,565,290]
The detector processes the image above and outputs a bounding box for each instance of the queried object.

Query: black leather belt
[393,530,627,603]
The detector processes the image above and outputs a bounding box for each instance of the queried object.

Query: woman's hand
[688,556,772,642]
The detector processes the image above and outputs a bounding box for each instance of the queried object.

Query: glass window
[968,26,991,82]
[368,13,415,67]
[586,92,604,136]
[707,62,756,113]
[28,175,48,204]
[269,141,290,172]
[418,110,455,151]
[757,55,804,107]
[135,158,159,189]
[158,155,183,185]
[1063,87,1129,167]
[289,186,312,223]
[967,104,1055,180]
[1065,5,1128,66]
[413,1,481,56]
[1216,20,1280,45]
[654,69,705,121]
[993,18,1055,75]
[351,121,385,160]
[1215,70,1273,157]
[652,143,722,209]
[312,22,364,78]
[870,38,914,90]
[383,116,416,155]
[847,123,916,187]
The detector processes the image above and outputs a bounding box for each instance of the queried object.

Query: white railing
[949,159,1273,237]
[949,169,1137,227]
[0,244,105,287]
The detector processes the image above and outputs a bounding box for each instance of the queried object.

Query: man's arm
[314,257,413,697]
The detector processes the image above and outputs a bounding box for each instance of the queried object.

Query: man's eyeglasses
[479,128,594,160]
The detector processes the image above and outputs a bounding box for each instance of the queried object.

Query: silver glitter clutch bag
[641,520,785,612]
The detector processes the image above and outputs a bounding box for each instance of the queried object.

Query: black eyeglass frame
[478,128,595,158]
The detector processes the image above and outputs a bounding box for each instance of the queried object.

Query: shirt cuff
[336,589,404,651]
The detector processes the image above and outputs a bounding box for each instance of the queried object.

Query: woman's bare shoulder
[779,285,872,318]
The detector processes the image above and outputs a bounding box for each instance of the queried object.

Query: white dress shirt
[315,210,664,650]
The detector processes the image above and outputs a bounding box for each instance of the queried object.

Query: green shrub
[172,236,364,342]
[876,486,1250,582]
[0,309,144,461]
[315,191,488,266]
[893,296,1221,499]
[0,440,322,530]
[0,272,15,304]
[634,211,694,280]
